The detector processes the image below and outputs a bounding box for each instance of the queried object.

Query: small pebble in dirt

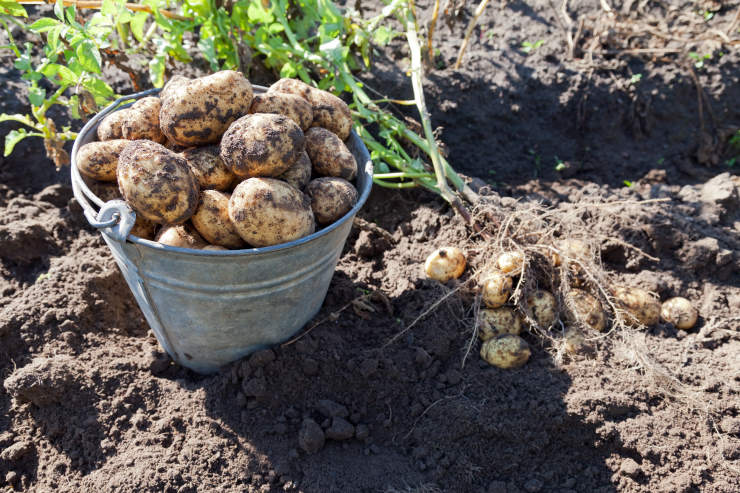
[5,471,18,485]
[316,399,349,418]
[619,458,641,477]
[0,441,32,461]
[523,478,543,492]
[298,419,325,454]
[325,417,354,441]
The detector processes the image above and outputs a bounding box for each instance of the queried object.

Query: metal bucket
[71,86,373,374]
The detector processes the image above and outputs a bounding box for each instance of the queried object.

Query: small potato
[613,286,660,327]
[76,140,128,181]
[160,70,253,146]
[229,178,315,247]
[121,97,166,143]
[526,289,558,329]
[480,334,531,369]
[181,146,235,191]
[278,151,312,190]
[129,216,156,240]
[117,140,199,224]
[305,177,357,225]
[220,113,304,179]
[563,326,593,355]
[558,238,591,262]
[96,110,127,140]
[481,272,513,308]
[249,92,313,131]
[566,289,606,332]
[478,307,522,341]
[306,90,352,140]
[660,297,697,330]
[191,190,246,249]
[202,244,228,251]
[155,224,207,249]
[424,247,466,282]
[305,127,357,180]
[497,251,524,274]
[267,78,315,100]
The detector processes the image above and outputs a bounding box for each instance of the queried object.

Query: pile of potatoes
[423,240,699,369]
[76,70,360,250]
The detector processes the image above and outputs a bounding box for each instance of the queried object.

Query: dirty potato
[155,224,207,249]
[228,178,315,247]
[267,77,315,99]
[305,127,357,180]
[613,286,660,327]
[480,334,531,369]
[424,247,466,282]
[305,177,357,225]
[191,190,246,249]
[121,96,166,143]
[306,90,352,140]
[526,289,558,329]
[117,140,199,224]
[129,215,157,240]
[563,326,592,355]
[76,139,128,181]
[160,75,190,103]
[478,307,522,341]
[566,289,606,332]
[181,146,235,191]
[481,272,513,308]
[96,110,127,140]
[160,70,253,146]
[249,92,313,131]
[278,151,312,190]
[220,113,304,179]
[660,297,697,330]
[497,251,525,274]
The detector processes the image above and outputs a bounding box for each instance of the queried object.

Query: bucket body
[71,87,373,373]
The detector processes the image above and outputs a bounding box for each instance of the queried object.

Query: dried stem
[454,0,491,69]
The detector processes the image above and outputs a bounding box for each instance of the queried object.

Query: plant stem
[427,0,440,62]
[454,0,491,70]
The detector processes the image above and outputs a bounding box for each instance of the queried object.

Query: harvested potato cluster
[77,71,360,249]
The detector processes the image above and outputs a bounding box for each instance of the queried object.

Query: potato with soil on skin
[481,272,513,308]
[306,89,352,140]
[76,139,128,181]
[497,251,525,274]
[566,288,607,332]
[155,223,207,249]
[228,178,315,247]
[191,190,246,249]
[480,334,531,369]
[160,70,253,146]
[278,151,312,190]
[563,326,593,355]
[660,297,698,330]
[129,216,157,240]
[613,286,660,327]
[305,177,357,225]
[160,75,190,103]
[424,247,466,282]
[267,78,315,100]
[220,113,304,179]
[305,127,357,180]
[117,140,200,224]
[559,238,591,262]
[181,146,235,191]
[121,96,166,143]
[96,110,127,141]
[478,307,522,341]
[526,289,558,329]
[249,92,313,131]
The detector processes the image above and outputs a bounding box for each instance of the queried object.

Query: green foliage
[521,40,543,54]
[688,51,712,69]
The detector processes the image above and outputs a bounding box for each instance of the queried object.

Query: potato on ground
[160,70,253,146]
[181,146,235,191]
[121,96,166,143]
[305,127,357,180]
[96,110,127,141]
[220,113,304,179]
[563,326,592,355]
[660,297,697,330]
[228,178,315,247]
[566,289,606,332]
[278,151,312,190]
[129,216,157,240]
[559,238,591,262]
[191,190,245,249]
[76,139,128,181]
[478,307,522,341]
[267,78,315,100]
[249,92,313,131]
[155,224,207,249]
[497,251,524,274]
[424,247,466,282]
[613,286,660,326]
[526,289,558,329]
[481,272,512,308]
[117,140,200,224]
[480,334,531,369]
[306,90,352,140]
[305,177,357,225]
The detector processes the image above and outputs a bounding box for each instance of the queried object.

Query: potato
[164,139,189,153]
[160,70,253,146]
[129,215,156,240]
[306,90,352,140]
[191,190,246,249]
[497,251,524,274]
[155,224,207,249]
[660,297,697,330]
[117,140,200,224]
[481,272,513,308]
[181,146,235,191]
[220,113,304,179]
[121,97,166,143]
[305,127,357,180]
[229,178,315,247]
[278,151,312,190]
[249,92,313,131]
[480,334,531,369]
[305,177,357,225]
[424,247,466,282]
[566,289,606,332]
[478,307,522,341]
[96,110,127,141]
[526,289,558,329]
[267,78,315,100]
[613,286,660,326]
[160,75,190,103]
[558,238,591,263]
[76,139,128,181]
[563,326,592,355]
[202,244,228,251]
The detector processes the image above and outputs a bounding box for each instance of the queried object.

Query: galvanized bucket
[71,86,373,374]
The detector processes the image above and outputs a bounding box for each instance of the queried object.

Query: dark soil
[1,1,739,492]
